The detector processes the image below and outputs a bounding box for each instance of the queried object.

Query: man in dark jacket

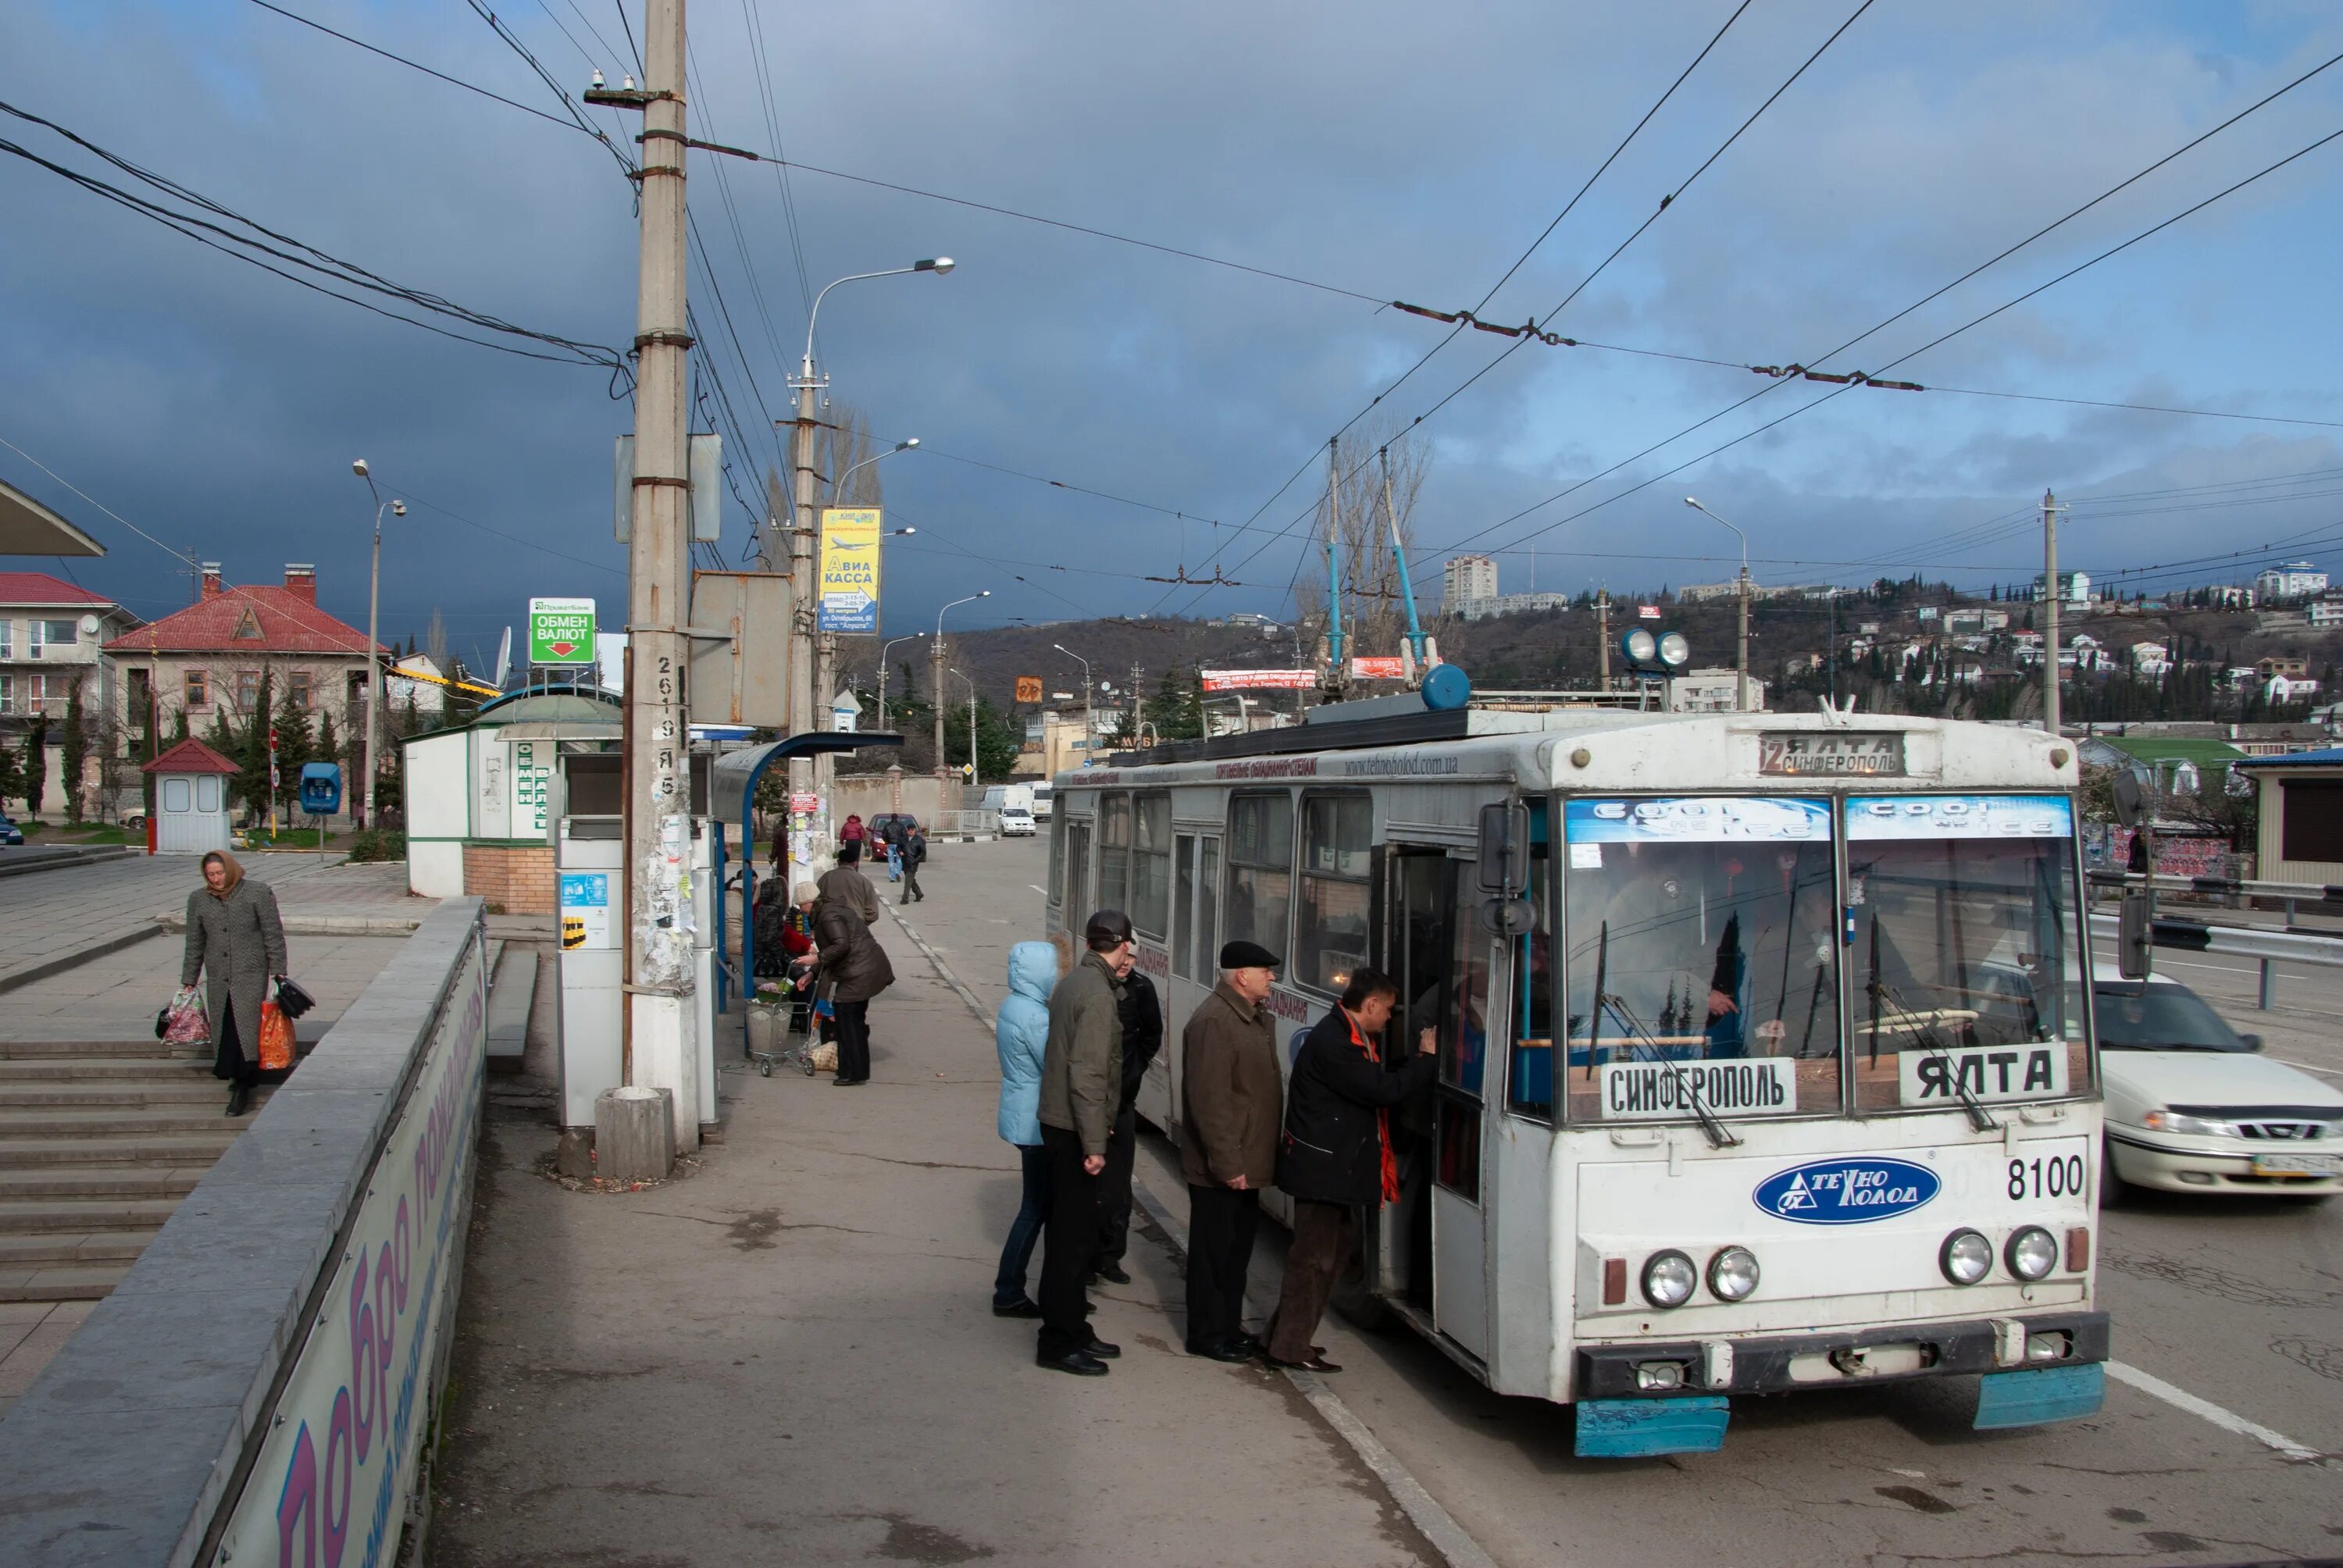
[818,839,880,926]
[1179,939,1283,1362]
[1033,910,1136,1376]
[1264,966,1436,1371]
[899,825,928,905]
[1091,965,1161,1285]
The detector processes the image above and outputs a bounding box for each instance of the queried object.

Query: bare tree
[425,609,448,672]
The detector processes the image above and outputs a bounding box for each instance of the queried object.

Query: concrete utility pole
[1129,662,1145,745]
[787,366,822,822]
[2042,488,2063,736]
[1596,586,1611,688]
[609,0,697,1156]
[931,635,947,779]
[1684,497,1750,712]
[349,461,402,831]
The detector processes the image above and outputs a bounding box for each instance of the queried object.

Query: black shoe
[1227,1331,1264,1356]
[1036,1347,1109,1377]
[831,1075,868,1086]
[225,1084,250,1117]
[1092,1261,1132,1285]
[1188,1338,1254,1363]
[1082,1337,1122,1360]
[1264,1352,1343,1374]
[993,1298,1043,1319]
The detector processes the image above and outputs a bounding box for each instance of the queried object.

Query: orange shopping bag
[258,1000,295,1071]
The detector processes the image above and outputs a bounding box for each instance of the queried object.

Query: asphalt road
[904,833,2341,1568]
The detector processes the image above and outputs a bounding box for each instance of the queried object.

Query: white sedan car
[2096,975,2341,1200]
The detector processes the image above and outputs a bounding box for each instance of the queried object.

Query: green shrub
[345,829,406,864]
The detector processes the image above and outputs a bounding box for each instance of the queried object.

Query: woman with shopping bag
[180,850,289,1117]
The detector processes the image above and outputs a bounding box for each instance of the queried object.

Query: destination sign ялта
[1760,732,1905,776]
[1899,1040,2070,1107]
[527,597,596,665]
[817,508,882,633]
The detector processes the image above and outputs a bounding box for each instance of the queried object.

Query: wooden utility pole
[601,0,697,1160]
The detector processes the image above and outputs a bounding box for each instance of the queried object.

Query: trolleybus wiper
[1595,989,1742,1150]
[1867,974,1999,1133]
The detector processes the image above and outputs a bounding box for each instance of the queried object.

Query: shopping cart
[745,964,831,1077]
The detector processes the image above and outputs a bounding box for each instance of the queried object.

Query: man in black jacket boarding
[1264,966,1436,1372]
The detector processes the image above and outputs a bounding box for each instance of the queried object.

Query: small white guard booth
[142,736,237,855]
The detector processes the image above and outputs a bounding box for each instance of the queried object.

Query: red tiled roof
[143,736,240,775]
[105,583,382,657]
[0,571,116,608]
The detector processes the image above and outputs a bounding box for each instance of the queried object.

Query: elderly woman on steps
[181,850,287,1117]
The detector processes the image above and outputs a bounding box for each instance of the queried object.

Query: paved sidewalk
[429,869,1439,1567]
[0,854,423,993]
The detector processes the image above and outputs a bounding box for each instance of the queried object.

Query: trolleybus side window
[1295,793,1371,995]
[1197,837,1221,973]
[1173,832,1196,978]
[1132,793,1172,939]
[1225,792,1293,960]
[1097,792,1132,914]
[1507,802,1558,1120]
[1845,793,2089,1112]
[1560,796,1841,1125]
[1063,814,1092,935]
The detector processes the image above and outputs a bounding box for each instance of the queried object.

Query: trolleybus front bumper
[1576,1309,2109,1401]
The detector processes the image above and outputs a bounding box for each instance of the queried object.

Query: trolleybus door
[1383,849,1493,1359]
[1156,831,1220,1132]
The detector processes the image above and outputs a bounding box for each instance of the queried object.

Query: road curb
[883,899,1496,1568]
[0,925,161,996]
[152,912,423,936]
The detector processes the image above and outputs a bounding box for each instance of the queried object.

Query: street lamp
[1054,643,1094,750]
[949,666,979,793]
[1683,496,1751,713]
[833,437,920,503]
[934,590,990,782]
[801,262,954,384]
[351,460,405,831]
[876,630,926,729]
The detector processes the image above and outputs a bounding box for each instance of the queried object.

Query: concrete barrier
[0,897,489,1568]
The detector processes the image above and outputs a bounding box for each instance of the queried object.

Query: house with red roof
[104,562,386,811]
[0,571,141,816]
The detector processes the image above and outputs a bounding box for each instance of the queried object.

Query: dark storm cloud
[2,0,2340,647]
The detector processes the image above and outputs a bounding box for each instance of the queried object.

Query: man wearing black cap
[1032,909,1136,1375]
[1179,939,1283,1361]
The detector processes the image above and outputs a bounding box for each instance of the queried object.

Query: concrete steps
[0,1038,259,1301]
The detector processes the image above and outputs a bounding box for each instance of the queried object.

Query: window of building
[0,674,12,714]
[184,669,209,708]
[2281,779,2343,863]
[1131,793,1172,939]
[1225,792,1293,962]
[127,667,151,719]
[236,670,262,711]
[29,618,77,654]
[288,671,312,710]
[1097,791,1132,915]
[163,778,191,813]
[1293,793,1371,994]
[0,620,11,657]
[348,669,368,711]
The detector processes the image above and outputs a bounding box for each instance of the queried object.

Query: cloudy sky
[4,0,2340,660]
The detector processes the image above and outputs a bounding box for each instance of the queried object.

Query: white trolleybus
[1047,690,2107,1457]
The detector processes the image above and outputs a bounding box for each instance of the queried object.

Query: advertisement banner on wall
[214,932,488,1568]
[1201,668,1318,692]
[817,508,882,633]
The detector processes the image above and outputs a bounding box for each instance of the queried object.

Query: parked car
[1000,804,1036,837]
[0,814,22,846]
[868,812,919,846]
[2095,972,2341,1201]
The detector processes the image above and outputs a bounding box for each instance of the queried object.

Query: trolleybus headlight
[1707,1246,1760,1302]
[1642,1249,1697,1309]
[1939,1229,1994,1285]
[2005,1225,2058,1282]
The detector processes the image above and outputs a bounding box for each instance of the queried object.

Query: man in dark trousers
[1264,966,1437,1371]
[1092,961,1161,1285]
[1180,940,1282,1362]
[899,825,928,905]
[1032,909,1135,1376]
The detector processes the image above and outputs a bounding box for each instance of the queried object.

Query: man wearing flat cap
[1179,939,1284,1361]
[1033,909,1136,1376]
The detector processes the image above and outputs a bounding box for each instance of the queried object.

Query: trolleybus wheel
[2099,1134,2130,1208]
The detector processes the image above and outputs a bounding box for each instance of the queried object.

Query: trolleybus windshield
[1846,794,2088,1112]
[1560,796,1841,1124]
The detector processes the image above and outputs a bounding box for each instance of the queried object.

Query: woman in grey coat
[181,850,287,1117]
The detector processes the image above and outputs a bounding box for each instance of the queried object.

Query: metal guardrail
[931,808,1001,839]
[2088,910,2343,1009]
[2086,868,2343,905]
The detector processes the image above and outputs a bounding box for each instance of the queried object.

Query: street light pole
[876,630,925,729]
[1054,643,1093,761]
[950,667,979,793]
[350,461,402,832]
[1685,497,1751,713]
[934,590,990,786]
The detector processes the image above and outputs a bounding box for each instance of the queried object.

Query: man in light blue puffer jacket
[991,940,1063,1316]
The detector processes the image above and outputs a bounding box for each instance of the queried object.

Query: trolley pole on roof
[1323,440,1346,673]
[595,0,697,1160]
[1379,447,1428,674]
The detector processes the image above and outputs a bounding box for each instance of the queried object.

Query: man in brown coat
[1179,939,1283,1361]
[1033,910,1136,1377]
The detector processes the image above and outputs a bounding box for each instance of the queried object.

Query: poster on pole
[528,598,597,665]
[817,508,883,633]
